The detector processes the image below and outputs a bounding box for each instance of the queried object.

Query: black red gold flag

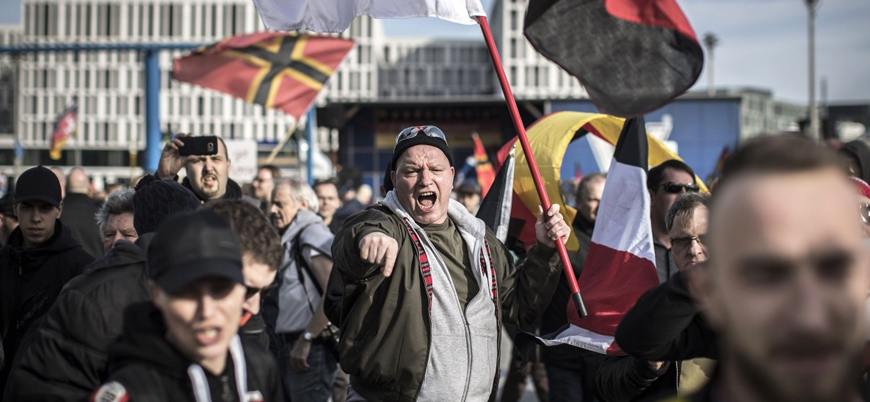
[50,102,77,161]
[172,32,354,119]
[524,0,703,117]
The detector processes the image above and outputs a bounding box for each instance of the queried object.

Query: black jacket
[540,215,606,384]
[60,192,104,259]
[96,302,282,402]
[181,177,259,207]
[615,271,718,362]
[0,221,94,394]
[3,238,151,402]
[597,357,676,402]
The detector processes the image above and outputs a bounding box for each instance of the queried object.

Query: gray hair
[665,192,711,232]
[95,188,135,238]
[275,177,319,214]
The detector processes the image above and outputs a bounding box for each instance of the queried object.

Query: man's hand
[290,339,311,372]
[156,133,198,180]
[358,232,398,277]
[535,204,570,249]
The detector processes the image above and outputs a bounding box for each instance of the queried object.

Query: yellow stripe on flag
[514,112,709,252]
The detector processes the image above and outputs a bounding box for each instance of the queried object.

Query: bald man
[60,167,102,258]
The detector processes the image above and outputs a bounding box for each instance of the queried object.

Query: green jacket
[332,205,561,401]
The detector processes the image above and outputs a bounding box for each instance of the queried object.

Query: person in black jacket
[91,209,282,402]
[596,192,712,402]
[157,133,258,206]
[541,173,607,402]
[60,167,103,258]
[0,166,95,394]
[207,200,283,349]
[3,175,201,402]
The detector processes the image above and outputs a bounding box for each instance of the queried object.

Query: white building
[0,0,588,183]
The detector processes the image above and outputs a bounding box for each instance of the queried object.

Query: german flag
[172,32,355,119]
[472,132,496,198]
[50,102,77,161]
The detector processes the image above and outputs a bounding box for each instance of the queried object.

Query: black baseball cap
[147,209,244,295]
[14,166,62,207]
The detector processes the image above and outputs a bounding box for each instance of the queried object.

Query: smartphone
[178,136,218,156]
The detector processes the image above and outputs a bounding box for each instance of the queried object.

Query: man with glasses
[333,125,570,401]
[647,160,700,283]
[598,192,712,401]
[206,200,283,348]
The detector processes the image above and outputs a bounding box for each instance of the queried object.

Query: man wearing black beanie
[3,174,202,402]
[0,166,94,395]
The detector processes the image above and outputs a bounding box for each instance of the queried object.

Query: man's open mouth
[418,192,437,210]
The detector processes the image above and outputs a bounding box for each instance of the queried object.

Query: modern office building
[0,0,812,190]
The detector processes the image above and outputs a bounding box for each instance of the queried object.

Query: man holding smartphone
[157,133,258,206]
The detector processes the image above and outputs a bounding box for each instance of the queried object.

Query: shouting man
[333,125,569,401]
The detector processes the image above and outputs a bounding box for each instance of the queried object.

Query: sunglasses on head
[394,126,448,150]
[245,282,277,300]
[860,203,870,225]
[661,182,700,194]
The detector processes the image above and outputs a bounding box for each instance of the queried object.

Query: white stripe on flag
[534,325,615,355]
[590,160,655,264]
[253,0,487,33]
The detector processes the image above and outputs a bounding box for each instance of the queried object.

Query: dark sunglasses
[860,203,870,225]
[394,125,448,150]
[661,182,700,194]
[670,234,708,250]
[245,282,277,300]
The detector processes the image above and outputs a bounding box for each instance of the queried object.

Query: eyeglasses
[245,282,277,300]
[670,234,708,250]
[661,182,700,194]
[860,203,870,225]
[394,126,448,150]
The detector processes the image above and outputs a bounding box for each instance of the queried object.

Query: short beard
[727,341,863,402]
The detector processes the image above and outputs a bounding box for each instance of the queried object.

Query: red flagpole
[476,16,587,318]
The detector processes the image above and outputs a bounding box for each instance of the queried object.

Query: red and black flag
[524,0,703,117]
[173,32,355,119]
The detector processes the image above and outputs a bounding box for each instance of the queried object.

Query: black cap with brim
[151,257,243,295]
[147,209,244,295]
[14,194,61,208]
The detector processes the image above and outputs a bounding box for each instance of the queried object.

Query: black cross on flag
[173,32,355,119]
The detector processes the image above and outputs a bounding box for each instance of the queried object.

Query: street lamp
[703,33,719,97]
[806,0,821,140]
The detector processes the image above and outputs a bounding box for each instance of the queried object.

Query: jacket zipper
[425,234,475,401]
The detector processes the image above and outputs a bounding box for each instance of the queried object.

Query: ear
[390,171,396,186]
[12,204,18,217]
[56,201,64,219]
[648,189,656,206]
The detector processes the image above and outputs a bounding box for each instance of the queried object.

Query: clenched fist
[358,232,399,277]
[535,204,570,248]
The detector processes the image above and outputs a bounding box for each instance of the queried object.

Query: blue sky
[1,0,867,103]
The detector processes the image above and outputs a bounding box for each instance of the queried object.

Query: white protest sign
[223,139,259,184]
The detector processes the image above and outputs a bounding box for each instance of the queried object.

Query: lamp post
[806,0,821,140]
[703,33,719,97]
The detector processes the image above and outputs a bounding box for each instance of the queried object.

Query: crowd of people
[0,125,869,402]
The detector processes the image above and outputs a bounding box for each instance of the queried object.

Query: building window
[510,11,518,30]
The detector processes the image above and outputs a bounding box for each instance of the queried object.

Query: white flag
[253,0,487,33]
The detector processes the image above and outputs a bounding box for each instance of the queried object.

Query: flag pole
[476,16,587,318]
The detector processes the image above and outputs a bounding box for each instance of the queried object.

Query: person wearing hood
[263,177,337,402]
[91,209,282,402]
[3,175,202,401]
[332,125,569,401]
[157,133,258,207]
[0,166,95,394]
